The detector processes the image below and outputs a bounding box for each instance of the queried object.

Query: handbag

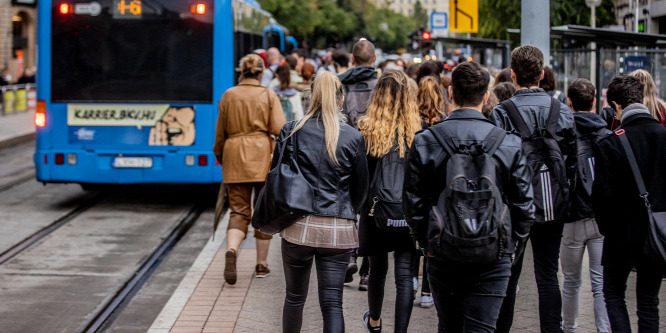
[615,129,666,269]
[252,123,314,234]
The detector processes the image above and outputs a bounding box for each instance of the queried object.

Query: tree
[412,0,429,29]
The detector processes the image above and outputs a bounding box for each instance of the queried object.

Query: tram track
[0,191,107,266]
[80,203,207,333]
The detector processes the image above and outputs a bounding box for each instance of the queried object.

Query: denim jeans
[428,255,512,333]
[496,222,564,333]
[281,239,353,333]
[560,218,609,333]
[368,249,414,333]
[603,263,663,333]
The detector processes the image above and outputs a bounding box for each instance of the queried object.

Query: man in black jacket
[491,46,577,333]
[339,39,378,288]
[592,75,666,332]
[404,61,535,332]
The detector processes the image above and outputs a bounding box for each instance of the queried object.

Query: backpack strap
[546,97,561,137]
[482,127,507,156]
[428,125,458,156]
[501,100,532,138]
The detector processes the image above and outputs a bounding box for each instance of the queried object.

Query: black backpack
[428,125,511,264]
[501,98,569,223]
[571,127,607,219]
[343,79,378,129]
[368,147,409,230]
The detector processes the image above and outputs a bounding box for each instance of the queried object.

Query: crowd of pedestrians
[214,40,666,332]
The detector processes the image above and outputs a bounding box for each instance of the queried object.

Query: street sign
[449,0,478,33]
[431,11,449,37]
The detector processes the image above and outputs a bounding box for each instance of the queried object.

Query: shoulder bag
[252,122,314,234]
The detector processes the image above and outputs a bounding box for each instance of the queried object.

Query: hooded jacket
[569,112,611,221]
[338,66,377,85]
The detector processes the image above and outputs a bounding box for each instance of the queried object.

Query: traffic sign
[431,11,449,37]
[449,0,478,33]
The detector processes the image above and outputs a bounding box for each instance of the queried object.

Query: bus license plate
[113,157,153,168]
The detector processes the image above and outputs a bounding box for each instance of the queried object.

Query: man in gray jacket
[491,46,577,333]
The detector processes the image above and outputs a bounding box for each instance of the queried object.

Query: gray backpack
[342,79,377,129]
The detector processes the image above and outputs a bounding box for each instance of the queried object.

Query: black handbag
[616,129,666,269]
[252,123,314,235]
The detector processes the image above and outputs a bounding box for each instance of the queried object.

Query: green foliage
[412,0,429,29]
[477,0,616,46]
[256,0,418,51]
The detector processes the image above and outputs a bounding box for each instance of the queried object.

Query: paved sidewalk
[153,212,666,332]
[0,110,34,148]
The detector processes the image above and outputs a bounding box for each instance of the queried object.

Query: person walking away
[630,69,666,125]
[357,70,422,332]
[491,46,577,333]
[213,54,287,285]
[540,67,567,105]
[338,39,378,289]
[560,79,611,333]
[492,82,516,103]
[412,76,448,309]
[277,71,369,333]
[339,39,378,130]
[270,61,304,121]
[592,75,666,332]
[261,47,282,87]
[404,61,535,332]
[332,50,350,76]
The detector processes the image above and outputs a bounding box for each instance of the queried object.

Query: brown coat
[213,78,286,184]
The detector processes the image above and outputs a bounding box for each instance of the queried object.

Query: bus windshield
[51,0,213,103]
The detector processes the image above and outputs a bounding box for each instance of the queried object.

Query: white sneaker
[420,294,434,308]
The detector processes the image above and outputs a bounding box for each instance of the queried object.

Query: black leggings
[281,239,353,333]
[368,249,415,333]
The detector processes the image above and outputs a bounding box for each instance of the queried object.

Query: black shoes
[362,310,382,332]
[358,274,369,291]
[224,249,237,285]
[345,257,358,283]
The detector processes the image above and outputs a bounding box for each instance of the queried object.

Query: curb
[0,133,35,150]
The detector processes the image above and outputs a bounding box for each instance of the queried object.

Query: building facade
[614,0,666,34]
[0,0,37,83]
[372,0,449,30]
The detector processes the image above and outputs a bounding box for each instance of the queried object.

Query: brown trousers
[227,182,272,240]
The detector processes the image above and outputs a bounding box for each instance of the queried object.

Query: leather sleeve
[556,104,578,184]
[403,132,444,245]
[349,137,369,213]
[505,142,536,239]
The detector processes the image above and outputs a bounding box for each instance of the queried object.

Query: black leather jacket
[404,109,535,255]
[271,116,369,220]
[491,88,578,183]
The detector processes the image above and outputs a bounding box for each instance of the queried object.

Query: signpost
[449,0,478,33]
[431,11,449,37]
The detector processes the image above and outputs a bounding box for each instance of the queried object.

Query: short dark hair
[332,50,349,68]
[539,67,557,91]
[607,75,644,110]
[492,82,516,102]
[351,40,376,66]
[285,55,298,69]
[451,61,490,107]
[291,48,307,60]
[416,61,442,84]
[567,78,596,112]
[511,46,544,87]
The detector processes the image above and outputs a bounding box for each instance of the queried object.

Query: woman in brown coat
[213,54,286,285]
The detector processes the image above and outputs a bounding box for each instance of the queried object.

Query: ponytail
[290,71,344,164]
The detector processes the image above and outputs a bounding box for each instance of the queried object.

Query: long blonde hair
[630,69,666,123]
[358,70,421,158]
[290,71,344,164]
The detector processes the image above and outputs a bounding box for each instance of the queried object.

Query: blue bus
[35,0,294,187]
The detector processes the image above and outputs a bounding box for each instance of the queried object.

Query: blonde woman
[214,54,286,285]
[357,70,422,332]
[275,71,369,332]
[418,75,449,125]
[630,69,666,125]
